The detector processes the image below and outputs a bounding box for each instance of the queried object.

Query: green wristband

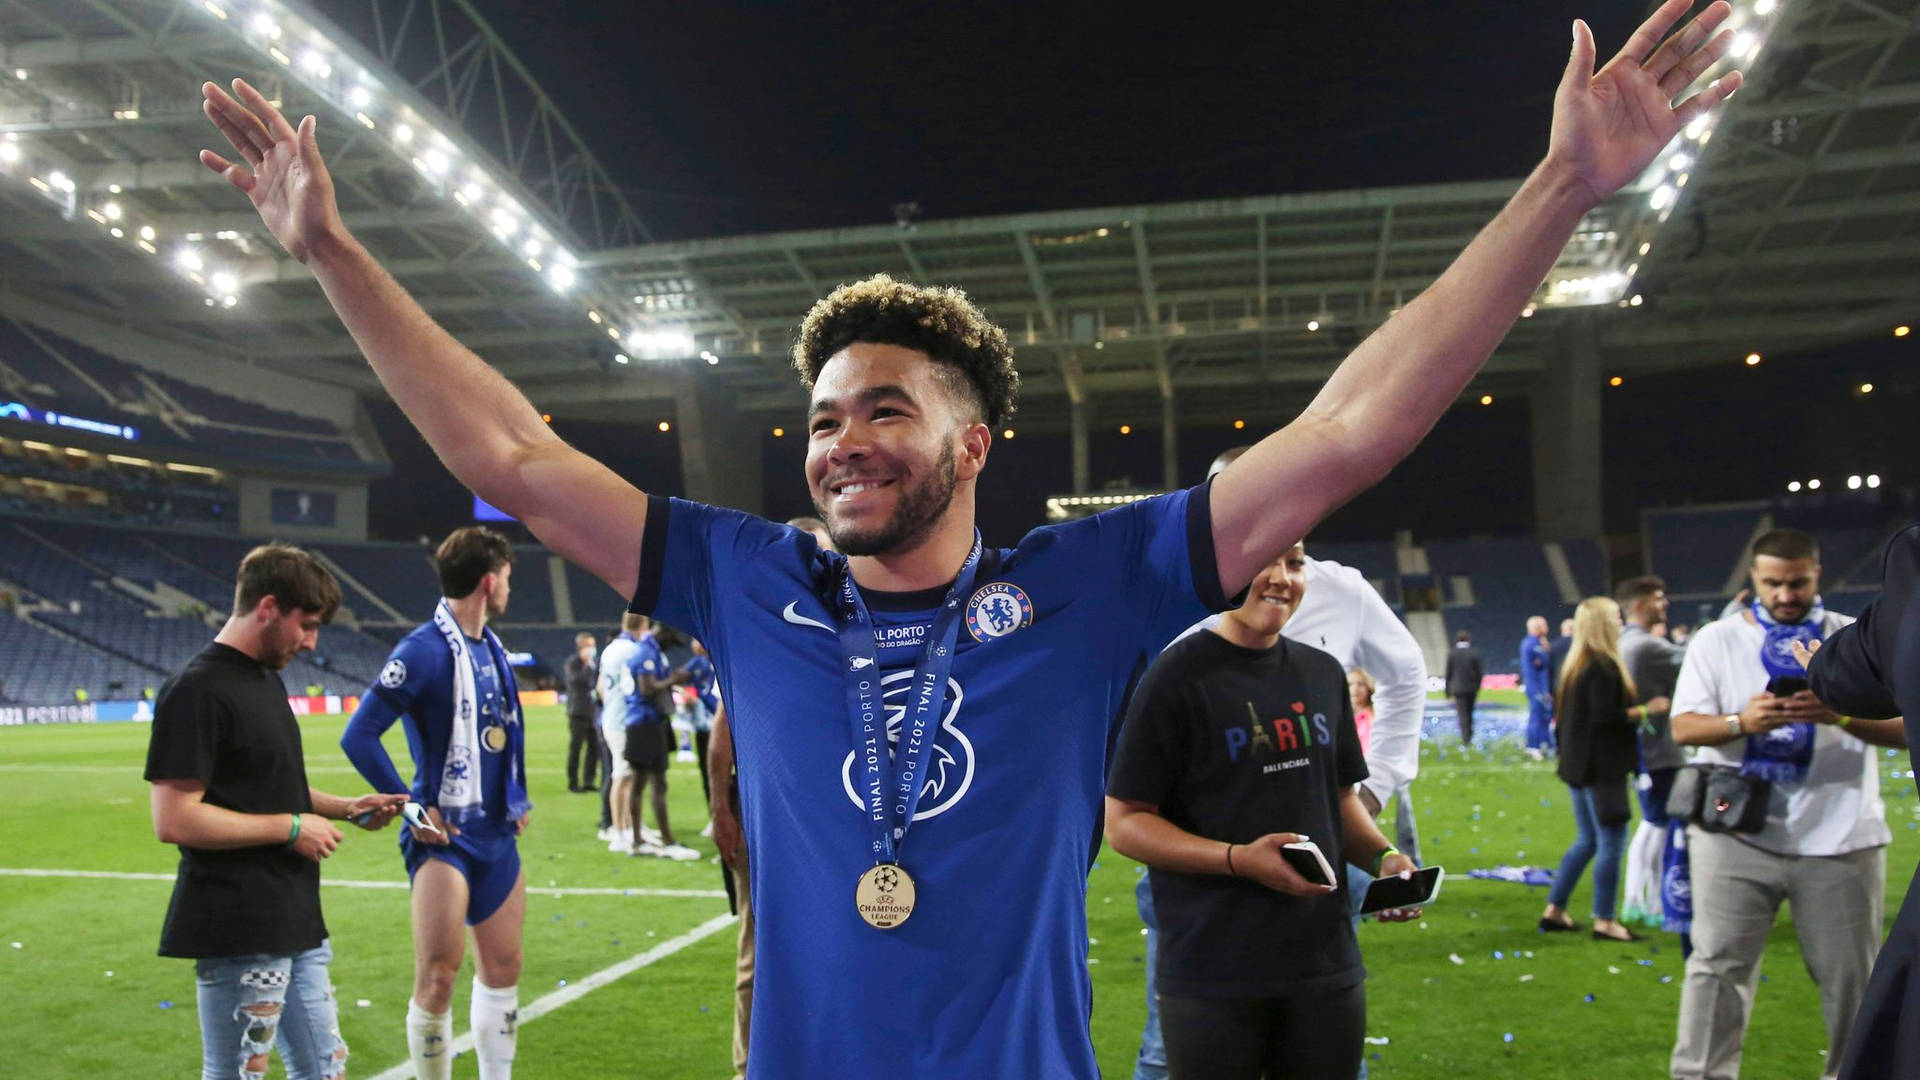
[286,814,301,848]
[1372,846,1399,876]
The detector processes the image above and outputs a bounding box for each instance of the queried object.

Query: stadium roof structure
[0,0,1915,438]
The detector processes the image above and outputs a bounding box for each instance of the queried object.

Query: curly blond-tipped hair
[792,274,1019,429]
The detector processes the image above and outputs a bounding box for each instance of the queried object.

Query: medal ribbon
[832,534,982,867]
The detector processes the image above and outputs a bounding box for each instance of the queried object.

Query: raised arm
[198,79,647,597]
[1210,1,1740,592]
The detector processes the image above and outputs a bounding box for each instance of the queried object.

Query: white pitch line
[0,868,725,899]
[365,912,739,1080]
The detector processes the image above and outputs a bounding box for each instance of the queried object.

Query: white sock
[471,977,519,1080]
[406,998,453,1080]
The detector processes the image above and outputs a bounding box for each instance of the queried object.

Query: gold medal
[482,724,508,752]
[854,863,917,930]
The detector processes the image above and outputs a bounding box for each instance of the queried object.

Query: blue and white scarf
[1741,598,1825,784]
[430,600,531,828]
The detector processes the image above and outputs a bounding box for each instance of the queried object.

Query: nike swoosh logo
[782,601,833,633]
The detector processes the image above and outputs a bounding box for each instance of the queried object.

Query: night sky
[466,1,1655,242]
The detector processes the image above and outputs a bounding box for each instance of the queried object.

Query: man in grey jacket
[1615,575,1686,937]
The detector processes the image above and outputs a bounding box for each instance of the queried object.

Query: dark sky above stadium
[479,1,1653,242]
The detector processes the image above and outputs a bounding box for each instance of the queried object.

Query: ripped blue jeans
[194,939,347,1080]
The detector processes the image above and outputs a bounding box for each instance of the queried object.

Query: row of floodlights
[1,135,244,306]
[1787,475,1881,493]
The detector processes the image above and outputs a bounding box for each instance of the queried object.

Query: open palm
[198,78,343,265]
[1550,0,1745,205]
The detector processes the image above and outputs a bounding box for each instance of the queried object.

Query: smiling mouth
[830,477,896,499]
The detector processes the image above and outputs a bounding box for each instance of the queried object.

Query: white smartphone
[1280,840,1338,888]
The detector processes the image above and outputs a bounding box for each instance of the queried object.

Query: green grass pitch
[3,699,1915,1077]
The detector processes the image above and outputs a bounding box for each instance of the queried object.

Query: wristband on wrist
[1725,713,1743,737]
[286,814,302,848]
[1372,846,1400,876]
[1838,715,1853,728]
[1224,843,1237,877]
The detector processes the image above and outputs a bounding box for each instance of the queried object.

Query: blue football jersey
[630,482,1225,1076]
[344,622,518,837]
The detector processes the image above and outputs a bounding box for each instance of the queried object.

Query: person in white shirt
[1668,529,1906,1080]
[1129,446,1428,1080]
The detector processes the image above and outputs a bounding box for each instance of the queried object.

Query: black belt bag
[1667,764,1771,835]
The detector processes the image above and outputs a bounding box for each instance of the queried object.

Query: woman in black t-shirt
[1540,596,1670,942]
[1107,546,1421,1080]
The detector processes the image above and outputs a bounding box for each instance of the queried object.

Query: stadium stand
[0,316,365,469]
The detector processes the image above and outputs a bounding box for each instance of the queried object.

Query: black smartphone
[1360,866,1445,914]
[1766,675,1809,697]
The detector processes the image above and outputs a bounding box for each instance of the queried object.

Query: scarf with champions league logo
[1741,597,1826,784]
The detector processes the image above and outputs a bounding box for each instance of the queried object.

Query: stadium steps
[17,609,168,680]
[309,548,409,623]
[138,536,242,607]
[1541,542,1581,603]
[549,555,575,624]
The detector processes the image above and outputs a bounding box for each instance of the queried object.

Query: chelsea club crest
[965,582,1033,643]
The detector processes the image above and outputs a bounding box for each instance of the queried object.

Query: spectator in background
[1445,630,1483,746]
[1615,576,1688,938]
[563,632,599,792]
[1521,615,1556,759]
[1108,547,1419,1080]
[1540,596,1666,942]
[1797,522,1919,1080]
[147,544,406,1079]
[1672,623,1693,646]
[1668,529,1904,1080]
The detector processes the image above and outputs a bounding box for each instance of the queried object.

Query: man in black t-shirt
[145,545,408,1080]
[1107,545,1420,1079]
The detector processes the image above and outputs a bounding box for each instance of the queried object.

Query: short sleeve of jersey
[370,633,444,714]
[627,495,799,642]
[1045,479,1230,651]
[1107,646,1197,808]
[144,678,222,783]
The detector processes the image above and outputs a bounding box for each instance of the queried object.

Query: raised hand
[198,78,344,264]
[1549,0,1745,205]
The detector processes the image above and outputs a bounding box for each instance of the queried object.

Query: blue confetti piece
[1372,1053,1381,1060]
[558,979,569,987]
[158,1000,174,1010]
[1638,959,1654,967]
[1660,975,1674,984]
[577,921,588,928]
[1493,950,1505,959]
[1503,1032,1515,1043]
[699,1005,709,1013]
[552,915,563,922]
[1470,847,1480,854]
[1761,975,1770,983]
[1583,994,1596,1003]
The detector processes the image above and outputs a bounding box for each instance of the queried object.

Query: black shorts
[622,722,669,774]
